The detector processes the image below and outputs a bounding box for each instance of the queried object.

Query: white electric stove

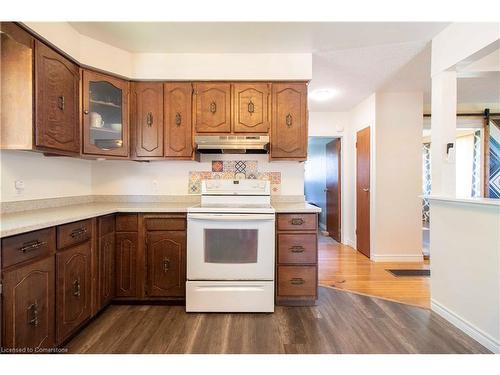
[186,179,275,312]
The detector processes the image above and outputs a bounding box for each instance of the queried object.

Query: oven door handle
[187,213,275,221]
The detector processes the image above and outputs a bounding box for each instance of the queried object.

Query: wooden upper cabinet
[233,83,270,133]
[35,40,80,154]
[82,70,129,157]
[164,82,193,158]
[2,256,55,349]
[271,82,308,160]
[132,82,164,158]
[194,82,231,133]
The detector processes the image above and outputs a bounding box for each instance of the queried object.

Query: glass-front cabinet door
[82,70,129,157]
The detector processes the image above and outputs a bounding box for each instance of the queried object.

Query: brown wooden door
[271,82,308,160]
[99,232,115,306]
[146,231,186,297]
[233,83,270,133]
[82,70,129,157]
[164,82,193,158]
[132,82,164,157]
[194,82,231,133]
[35,40,80,154]
[56,242,91,344]
[2,256,55,349]
[326,138,341,242]
[115,232,138,297]
[356,127,371,258]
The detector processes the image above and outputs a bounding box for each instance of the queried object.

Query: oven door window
[204,229,258,264]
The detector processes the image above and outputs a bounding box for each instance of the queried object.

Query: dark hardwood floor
[65,287,489,354]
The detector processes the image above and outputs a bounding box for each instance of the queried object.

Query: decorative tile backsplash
[188,160,281,195]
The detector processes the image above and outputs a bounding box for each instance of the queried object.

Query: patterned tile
[223,161,236,172]
[245,161,258,173]
[235,172,246,180]
[246,172,258,179]
[222,171,235,179]
[188,181,201,194]
[269,172,281,185]
[212,172,224,179]
[235,160,246,174]
[212,160,223,172]
[271,184,281,195]
[258,172,270,181]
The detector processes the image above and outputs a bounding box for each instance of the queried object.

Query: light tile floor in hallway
[318,235,430,308]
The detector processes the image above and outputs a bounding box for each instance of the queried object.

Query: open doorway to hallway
[304,136,341,241]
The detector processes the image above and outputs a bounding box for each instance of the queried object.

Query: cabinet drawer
[115,214,138,232]
[145,217,186,231]
[1,227,56,269]
[57,219,91,249]
[277,233,317,264]
[277,213,317,231]
[277,266,317,297]
[98,215,115,236]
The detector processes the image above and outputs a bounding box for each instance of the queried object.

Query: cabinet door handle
[146,112,154,127]
[209,101,217,114]
[362,188,369,192]
[175,112,182,126]
[286,113,293,127]
[73,279,81,297]
[70,227,87,238]
[58,95,65,111]
[290,278,305,285]
[290,245,305,253]
[290,218,304,226]
[248,99,255,114]
[19,240,47,253]
[27,301,39,327]
[163,257,170,273]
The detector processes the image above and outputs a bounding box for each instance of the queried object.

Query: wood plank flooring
[318,235,430,308]
[66,287,489,354]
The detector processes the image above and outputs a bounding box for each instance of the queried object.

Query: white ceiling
[69,22,450,111]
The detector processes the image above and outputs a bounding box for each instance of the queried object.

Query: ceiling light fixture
[309,88,338,102]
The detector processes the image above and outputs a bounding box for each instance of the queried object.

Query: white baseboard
[370,254,423,262]
[431,299,500,353]
[344,239,356,249]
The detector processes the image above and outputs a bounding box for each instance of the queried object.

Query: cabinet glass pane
[204,229,258,264]
[89,81,123,150]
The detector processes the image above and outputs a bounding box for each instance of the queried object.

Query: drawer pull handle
[19,240,47,253]
[27,302,39,327]
[290,218,304,225]
[70,227,87,238]
[290,278,305,285]
[290,245,305,253]
[163,257,170,273]
[73,279,81,297]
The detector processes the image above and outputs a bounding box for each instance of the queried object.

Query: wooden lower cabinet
[146,230,186,297]
[2,256,55,349]
[99,231,115,306]
[115,232,138,297]
[56,241,91,344]
[276,213,318,306]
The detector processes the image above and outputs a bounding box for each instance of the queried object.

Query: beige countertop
[1,200,320,238]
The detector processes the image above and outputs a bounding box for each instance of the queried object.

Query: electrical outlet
[15,180,25,194]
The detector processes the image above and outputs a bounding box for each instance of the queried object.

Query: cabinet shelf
[90,126,122,135]
[90,99,121,108]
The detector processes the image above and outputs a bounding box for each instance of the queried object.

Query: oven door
[187,213,275,280]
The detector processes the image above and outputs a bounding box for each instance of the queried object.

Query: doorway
[304,136,341,241]
[356,127,370,258]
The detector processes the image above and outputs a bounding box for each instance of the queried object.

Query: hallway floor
[318,235,430,308]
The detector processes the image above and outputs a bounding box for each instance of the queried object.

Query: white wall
[91,154,304,196]
[0,151,92,202]
[24,23,312,80]
[430,199,500,353]
[372,92,423,261]
[308,112,349,137]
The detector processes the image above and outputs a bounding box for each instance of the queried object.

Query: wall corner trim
[431,299,499,354]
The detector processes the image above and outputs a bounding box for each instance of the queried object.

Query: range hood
[195,135,269,154]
